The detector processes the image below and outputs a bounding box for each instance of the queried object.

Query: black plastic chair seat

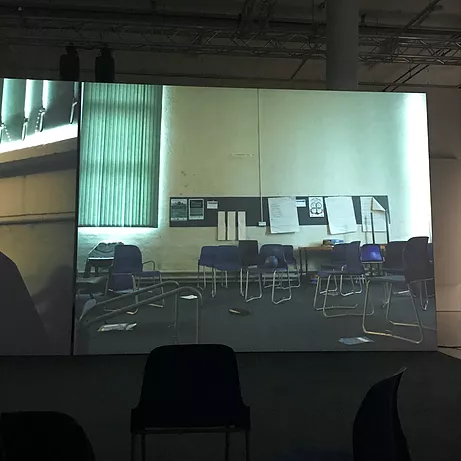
[131,403,250,432]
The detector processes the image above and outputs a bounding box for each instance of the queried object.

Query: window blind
[78,83,162,227]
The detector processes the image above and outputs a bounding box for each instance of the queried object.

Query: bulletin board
[169,196,389,228]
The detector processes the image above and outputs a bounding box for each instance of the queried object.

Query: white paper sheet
[268,196,300,234]
[325,196,357,235]
[238,211,246,240]
[360,197,387,232]
[227,211,236,240]
[207,200,218,210]
[217,211,226,241]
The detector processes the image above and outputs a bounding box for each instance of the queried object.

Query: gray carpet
[75,278,438,354]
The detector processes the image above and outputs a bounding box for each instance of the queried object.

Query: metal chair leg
[245,430,250,461]
[141,434,146,461]
[130,433,136,461]
[314,275,362,316]
[225,429,230,461]
[246,272,263,303]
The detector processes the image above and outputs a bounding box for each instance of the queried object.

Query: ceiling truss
[0,6,460,67]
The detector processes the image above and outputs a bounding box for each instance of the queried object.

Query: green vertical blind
[78,83,163,227]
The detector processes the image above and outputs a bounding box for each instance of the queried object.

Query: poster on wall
[325,196,357,234]
[189,199,205,220]
[360,197,387,232]
[268,196,300,234]
[170,198,188,221]
[308,196,325,218]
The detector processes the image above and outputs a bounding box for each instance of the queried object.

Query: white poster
[308,196,325,218]
[238,211,247,240]
[207,200,218,210]
[189,199,205,220]
[361,197,387,232]
[325,196,357,235]
[170,198,188,221]
[227,211,236,240]
[268,196,300,234]
[217,211,226,241]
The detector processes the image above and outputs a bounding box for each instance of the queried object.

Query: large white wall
[77,86,432,273]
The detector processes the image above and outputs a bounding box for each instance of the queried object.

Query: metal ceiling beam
[0,6,460,66]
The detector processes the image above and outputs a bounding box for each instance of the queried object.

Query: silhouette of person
[0,251,50,355]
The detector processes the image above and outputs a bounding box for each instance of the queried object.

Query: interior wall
[77,86,432,272]
[0,158,77,294]
[0,141,78,354]
[430,159,461,346]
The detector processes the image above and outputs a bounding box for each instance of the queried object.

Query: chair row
[0,344,411,461]
[314,237,435,344]
[197,243,300,303]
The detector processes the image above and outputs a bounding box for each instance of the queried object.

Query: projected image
[0,78,79,355]
[75,84,437,354]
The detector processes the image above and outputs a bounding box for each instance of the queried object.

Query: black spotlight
[59,44,80,81]
[95,47,115,83]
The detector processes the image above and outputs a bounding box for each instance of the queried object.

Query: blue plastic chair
[245,244,292,304]
[313,241,365,317]
[212,246,242,297]
[197,246,216,290]
[361,244,384,276]
[106,245,162,310]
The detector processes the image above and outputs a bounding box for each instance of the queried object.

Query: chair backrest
[345,241,363,273]
[239,240,259,267]
[259,244,288,269]
[0,411,95,461]
[403,236,433,284]
[108,244,143,291]
[331,243,348,265]
[136,344,246,426]
[282,245,296,263]
[216,245,241,266]
[353,369,410,461]
[112,244,143,274]
[383,241,406,271]
[198,246,216,267]
[361,244,384,263]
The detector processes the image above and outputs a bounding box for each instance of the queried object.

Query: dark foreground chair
[131,344,251,461]
[0,411,95,461]
[353,368,410,461]
[278,368,410,461]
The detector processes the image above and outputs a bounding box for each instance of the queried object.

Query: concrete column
[326,0,359,91]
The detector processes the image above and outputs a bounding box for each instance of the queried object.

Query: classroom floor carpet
[75,277,438,354]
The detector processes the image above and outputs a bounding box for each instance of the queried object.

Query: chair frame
[105,258,164,313]
[313,271,369,318]
[362,276,434,344]
[245,268,292,304]
[131,425,250,461]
